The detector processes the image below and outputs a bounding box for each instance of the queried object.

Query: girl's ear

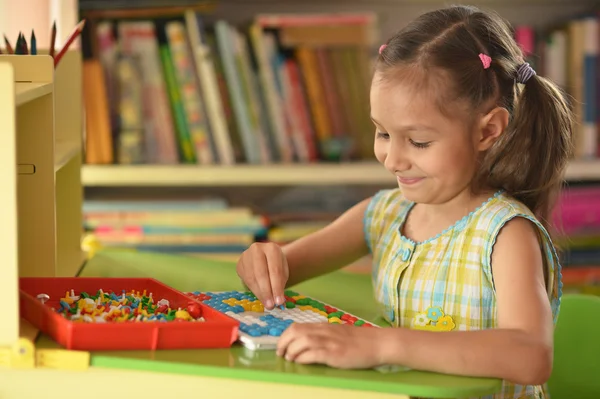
[476,106,509,151]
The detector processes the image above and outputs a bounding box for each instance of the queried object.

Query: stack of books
[83,197,267,256]
[553,186,600,295]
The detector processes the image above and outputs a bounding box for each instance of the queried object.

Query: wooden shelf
[54,141,80,172]
[0,52,83,349]
[81,162,396,186]
[15,82,52,107]
[80,3,215,17]
[564,159,600,181]
[81,159,600,187]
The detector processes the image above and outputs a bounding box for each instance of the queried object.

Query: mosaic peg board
[186,289,377,350]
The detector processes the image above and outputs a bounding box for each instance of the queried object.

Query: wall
[0,0,77,50]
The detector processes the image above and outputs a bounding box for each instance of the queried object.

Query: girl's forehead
[371,78,444,119]
[370,68,471,125]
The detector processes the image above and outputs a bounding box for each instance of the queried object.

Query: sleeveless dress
[363,189,562,399]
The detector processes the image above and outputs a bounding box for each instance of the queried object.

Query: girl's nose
[384,145,411,173]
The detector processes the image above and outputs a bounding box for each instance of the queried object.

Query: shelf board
[80,160,600,187]
[564,159,600,181]
[81,162,396,187]
[55,141,80,172]
[80,3,215,17]
[15,82,52,107]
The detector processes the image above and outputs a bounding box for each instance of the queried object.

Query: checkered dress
[364,189,562,399]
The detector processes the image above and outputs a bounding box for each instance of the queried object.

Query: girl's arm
[377,217,554,386]
[283,197,372,287]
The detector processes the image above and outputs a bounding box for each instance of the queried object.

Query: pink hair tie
[479,53,492,69]
[379,44,387,54]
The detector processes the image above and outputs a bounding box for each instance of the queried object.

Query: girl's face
[370,74,481,205]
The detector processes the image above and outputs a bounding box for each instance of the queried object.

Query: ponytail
[476,74,575,234]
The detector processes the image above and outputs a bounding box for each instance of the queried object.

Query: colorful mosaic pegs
[39,289,205,323]
[186,289,373,338]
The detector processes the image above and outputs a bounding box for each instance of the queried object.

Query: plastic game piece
[186,302,202,319]
[50,289,206,323]
[186,290,377,350]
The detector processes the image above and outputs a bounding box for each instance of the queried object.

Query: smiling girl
[235,5,574,398]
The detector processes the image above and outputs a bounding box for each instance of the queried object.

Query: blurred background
[1,0,599,293]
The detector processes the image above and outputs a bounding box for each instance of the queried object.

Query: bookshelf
[80,159,600,187]
[0,51,84,348]
[76,3,599,262]
[79,2,600,190]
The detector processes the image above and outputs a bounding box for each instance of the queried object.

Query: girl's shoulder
[472,192,557,260]
[471,191,540,231]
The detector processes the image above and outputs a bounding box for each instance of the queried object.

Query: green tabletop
[36,249,501,398]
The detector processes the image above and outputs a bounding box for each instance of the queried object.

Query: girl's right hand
[236,242,289,310]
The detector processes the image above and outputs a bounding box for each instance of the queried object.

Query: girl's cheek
[373,145,387,165]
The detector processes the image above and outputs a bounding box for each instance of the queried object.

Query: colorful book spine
[159,44,197,163]
[83,199,228,212]
[215,20,262,164]
[115,56,145,163]
[582,16,598,158]
[118,21,179,164]
[248,23,294,163]
[166,21,215,165]
[184,10,236,165]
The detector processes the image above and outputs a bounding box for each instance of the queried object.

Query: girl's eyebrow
[370,115,382,125]
[370,115,438,133]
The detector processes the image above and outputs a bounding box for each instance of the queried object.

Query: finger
[277,324,318,360]
[252,246,275,309]
[293,348,328,365]
[264,244,286,306]
[284,333,321,362]
[276,322,306,355]
[237,257,258,293]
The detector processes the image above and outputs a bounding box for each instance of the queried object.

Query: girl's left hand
[276,323,384,369]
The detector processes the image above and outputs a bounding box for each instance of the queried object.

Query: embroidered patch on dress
[412,306,455,331]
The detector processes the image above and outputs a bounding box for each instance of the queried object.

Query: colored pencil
[49,21,56,57]
[30,30,36,55]
[14,34,21,55]
[22,32,29,55]
[4,35,13,54]
[53,19,85,67]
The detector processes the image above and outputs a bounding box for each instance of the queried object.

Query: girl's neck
[419,187,494,220]
[404,187,498,243]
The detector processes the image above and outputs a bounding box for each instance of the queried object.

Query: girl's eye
[410,139,431,149]
[376,132,390,139]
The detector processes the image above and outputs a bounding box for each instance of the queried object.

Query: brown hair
[376,5,574,234]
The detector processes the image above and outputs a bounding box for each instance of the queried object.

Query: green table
[35,249,501,398]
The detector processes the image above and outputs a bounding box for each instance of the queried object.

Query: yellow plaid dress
[364,189,562,399]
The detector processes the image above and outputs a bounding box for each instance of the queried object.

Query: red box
[19,277,239,351]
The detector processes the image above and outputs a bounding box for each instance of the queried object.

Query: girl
[236,5,574,399]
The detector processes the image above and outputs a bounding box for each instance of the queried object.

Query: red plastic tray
[19,277,239,351]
